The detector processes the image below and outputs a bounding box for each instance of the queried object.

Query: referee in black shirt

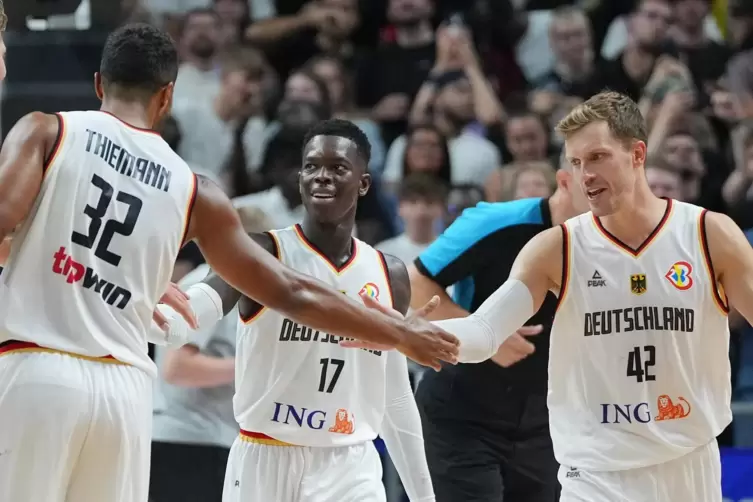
[410,164,588,501]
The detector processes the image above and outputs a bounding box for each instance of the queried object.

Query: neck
[599,184,667,244]
[99,99,152,129]
[300,214,355,266]
[394,21,434,47]
[213,93,237,123]
[556,55,593,81]
[404,224,436,245]
[622,46,655,82]
[548,189,574,225]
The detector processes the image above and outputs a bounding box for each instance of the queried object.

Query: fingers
[360,293,403,320]
[516,324,543,336]
[168,282,190,301]
[505,334,535,355]
[152,309,169,331]
[162,294,199,330]
[412,295,440,319]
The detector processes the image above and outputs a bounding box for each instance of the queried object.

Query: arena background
[3,0,753,500]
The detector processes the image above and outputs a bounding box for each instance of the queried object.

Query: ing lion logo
[654,395,691,421]
[328,408,355,434]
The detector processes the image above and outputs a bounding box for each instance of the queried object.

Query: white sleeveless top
[0,111,197,377]
[233,224,395,447]
[549,199,731,471]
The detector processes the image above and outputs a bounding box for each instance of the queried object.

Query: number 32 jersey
[233,225,395,447]
[549,199,732,471]
[0,111,197,377]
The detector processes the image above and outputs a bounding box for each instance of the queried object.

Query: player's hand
[341,294,459,371]
[154,283,198,330]
[490,325,542,367]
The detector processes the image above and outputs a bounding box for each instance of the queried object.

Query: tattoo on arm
[382,253,411,316]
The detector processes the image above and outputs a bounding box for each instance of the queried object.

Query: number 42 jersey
[233,225,395,447]
[549,199,732,472]
[0,111,197,377]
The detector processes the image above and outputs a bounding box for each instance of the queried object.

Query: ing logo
[359,282,380,300]
[664,261,693,291]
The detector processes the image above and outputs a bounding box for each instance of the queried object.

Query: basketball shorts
[0,350,152,502]
[222,431,385,502]
[559,440,722,502]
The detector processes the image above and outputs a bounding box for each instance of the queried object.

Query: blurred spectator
[532,6,604,100]
[501,109,550,162]
[213,0,251,49]
[726,0,753,95]
[248,68,331,170]
[305,55,386,171]
[485,161,557,202]
[355,0,437,145]
[444,183,484,227]
[395,124,452,187]
[382,25,502,189]
[601,0,676,101]
[245,0,360,80]
[376,174,446,264]
[173,46,268,188]
[173,8,222,107]
[601,0,723,60]
[646,156,686,200]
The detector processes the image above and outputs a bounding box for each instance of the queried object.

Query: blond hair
[0,1,6,32]
[555,91,648,146]
[507,161,556,200]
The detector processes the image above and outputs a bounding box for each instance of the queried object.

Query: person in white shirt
[376,174,446,265]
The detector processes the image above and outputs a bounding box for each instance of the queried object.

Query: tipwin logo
[51,246,132,309]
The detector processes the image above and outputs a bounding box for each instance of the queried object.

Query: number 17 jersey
[233,225,394,447]
[0,111,197,377]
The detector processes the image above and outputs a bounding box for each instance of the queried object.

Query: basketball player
[0,24,456,502]
[348,91,753,501]
[159,118,434,501]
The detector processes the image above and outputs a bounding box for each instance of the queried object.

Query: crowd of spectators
[7,0,753,500]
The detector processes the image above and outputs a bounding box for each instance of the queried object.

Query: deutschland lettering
[584,306,694,336]
[278,318,382,356]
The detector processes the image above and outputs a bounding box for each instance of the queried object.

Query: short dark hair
[100,23,179,95]
[398,174,448,204]
[303,119,371,166]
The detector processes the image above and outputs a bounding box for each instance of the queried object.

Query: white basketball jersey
[549,199,732,471]
[234,225,394,447]
[0,111,197,377]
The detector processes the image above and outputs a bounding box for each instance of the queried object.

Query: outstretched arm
[434,226,563,362]
[186,176,459,369]
[379,254,434,501]
[705,211,753,324]
[0,112,59,253]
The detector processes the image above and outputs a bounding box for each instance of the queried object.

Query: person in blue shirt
[408,160,589,502]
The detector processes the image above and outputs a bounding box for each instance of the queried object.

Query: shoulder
[446,199,547,238]
[380,252,410,315]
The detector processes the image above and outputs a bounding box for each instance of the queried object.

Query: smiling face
[564,120,647,217]
[299,135,371,223]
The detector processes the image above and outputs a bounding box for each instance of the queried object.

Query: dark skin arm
[382,253,411,317]
[0,112,58,243]
[186,176,459,369]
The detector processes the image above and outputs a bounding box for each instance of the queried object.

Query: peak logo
[52,247,131,309]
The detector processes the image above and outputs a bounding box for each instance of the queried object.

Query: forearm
[722,171,753,206]
[244,15,309,44]
[466,65,504,125]
[382,354,434,501]
[411,286,469,321]
[162,351,235,388]
[408,81,437,125]
[434,279,533,362]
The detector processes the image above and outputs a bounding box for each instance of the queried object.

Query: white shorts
[222,432,385,502]
[559,440,722,502]
[0,350,152,502]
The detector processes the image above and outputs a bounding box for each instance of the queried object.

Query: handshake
[151,283,462,371]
